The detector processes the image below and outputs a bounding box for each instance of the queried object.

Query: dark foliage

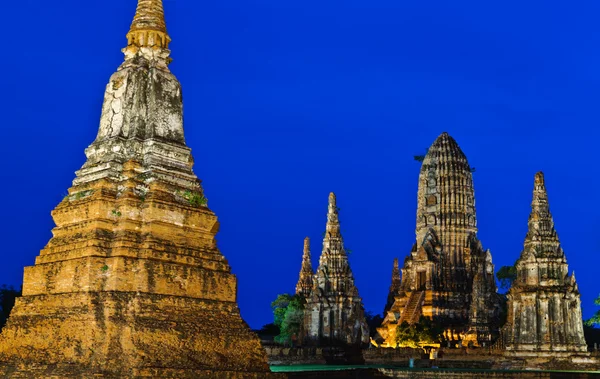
[496,265,517,292]
[0,285,21,330]
[584,325,600,350]
[365,311,384,337]
[259,323,280,336]
[395,316,443,348]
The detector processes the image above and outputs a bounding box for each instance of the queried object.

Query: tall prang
[383,258,401,315]
[296,237,314,298]
[377,132,500,348]
[302,193,369,346]
[0,1,276,377]
[503,172,587,356]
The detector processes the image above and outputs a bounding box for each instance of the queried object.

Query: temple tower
[0,1,275,377]
[302,193,369,346]
[504,172,587,356]
[295,237,314,298]
[383,258,402,315]
[377,132,499,347]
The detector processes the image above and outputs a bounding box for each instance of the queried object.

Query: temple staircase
[398,291,424,325]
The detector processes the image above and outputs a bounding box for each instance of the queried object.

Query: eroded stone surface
[383,258,401,315]
[0,1,275,377]
[295,237,314,298]
[502,172,588,356]
[377,133,501,347]
[302,193,369,346]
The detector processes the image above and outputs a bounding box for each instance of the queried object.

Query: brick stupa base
[0,162,277,378]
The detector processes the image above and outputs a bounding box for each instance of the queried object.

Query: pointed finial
[126,0,171,49]
[304,237,310,254]
[521,171,562,260]
[384,257,402,314]
[534,171,545,188]
[329,192,337,208]
[324,192,341,239]
[532,171,550,212]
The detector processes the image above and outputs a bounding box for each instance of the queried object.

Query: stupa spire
[383,258,402,314]
[80,0,185,178]
[126,0,170,49]
[326,192,341,239]
[523,171,562,257]
[390,258,401,290]
[303,193,369,346]
[295,237,314,297]
[504,172,587,355]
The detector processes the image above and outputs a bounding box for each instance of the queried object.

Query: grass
[177,190,208,207]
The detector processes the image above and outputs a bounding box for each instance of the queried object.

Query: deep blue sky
[2,0,600,329]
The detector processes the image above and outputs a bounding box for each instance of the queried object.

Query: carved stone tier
[383,258,401,315]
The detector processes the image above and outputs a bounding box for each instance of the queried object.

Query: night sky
[2,0,600,329]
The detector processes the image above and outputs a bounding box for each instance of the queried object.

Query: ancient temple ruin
[0,1,274,377]
[383,258,401,315]
[377,132,500,348]
[296,237,314,298]
[302,193,369,346]
[503,172,588,356]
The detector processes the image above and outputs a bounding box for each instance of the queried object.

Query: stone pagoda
[383,258,402,315]
[295,237,314,298]
[377,132,500,348]
[503,172,587,356]
[302,193,369,346]
[0,1,275,377]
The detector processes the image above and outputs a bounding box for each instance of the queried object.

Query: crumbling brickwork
[0,1,275,377]
[296,237,314,298]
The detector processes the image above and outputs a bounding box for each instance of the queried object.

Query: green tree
[0,285,21,331]
[395,316,443,348]
[271,293,305,346]
[396,321,419,348]
[259,323,280,336]
[585,295,600,327]
[496,265,517,292]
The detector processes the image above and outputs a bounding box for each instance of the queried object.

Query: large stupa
[0,1,276,377]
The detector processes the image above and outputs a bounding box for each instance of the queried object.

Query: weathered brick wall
[268,346,599,372]
[377,369,600,379]
[284,367,600,379]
